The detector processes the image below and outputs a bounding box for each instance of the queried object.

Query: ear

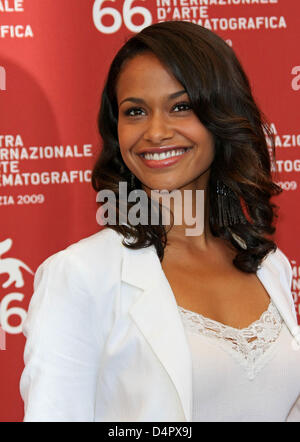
[0,238,13,257]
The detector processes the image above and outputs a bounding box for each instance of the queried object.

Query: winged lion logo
[0,238,34,289]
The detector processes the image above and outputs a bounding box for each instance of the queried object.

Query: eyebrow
[119,89,187,106]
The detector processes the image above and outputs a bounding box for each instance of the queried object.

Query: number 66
[93,0,152,34]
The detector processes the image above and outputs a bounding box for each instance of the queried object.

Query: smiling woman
[92,20,279,272]
[20,21,300,423]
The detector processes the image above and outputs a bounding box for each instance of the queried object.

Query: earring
[228,228,247,250]
[216,180,246,227]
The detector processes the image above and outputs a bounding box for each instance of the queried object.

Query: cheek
[188,126,215,169]
[182,124,215,154]
[202,133,215,158]
[118,123,138,155]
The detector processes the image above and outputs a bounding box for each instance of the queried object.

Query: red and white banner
[0,0,299,422]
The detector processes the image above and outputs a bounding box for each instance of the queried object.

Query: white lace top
[178,300,300,422]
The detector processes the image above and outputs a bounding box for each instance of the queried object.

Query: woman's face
[116,52,215,192]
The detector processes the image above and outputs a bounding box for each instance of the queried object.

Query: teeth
[143,148,188,161]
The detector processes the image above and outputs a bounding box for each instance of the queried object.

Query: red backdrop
[0,0,299,422]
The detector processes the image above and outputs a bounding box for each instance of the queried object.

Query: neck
[143,174,215,252]
[163,186,213,251]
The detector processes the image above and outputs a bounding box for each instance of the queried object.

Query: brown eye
[172,102,191,112]
[124,107,146,117]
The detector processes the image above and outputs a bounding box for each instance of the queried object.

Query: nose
[143,112,174,144]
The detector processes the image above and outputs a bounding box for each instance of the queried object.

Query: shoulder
[262,246,293,288]
[48,227,124,265]
[25,228,126,339]
[34,228,125,292]
[66,227,124,259]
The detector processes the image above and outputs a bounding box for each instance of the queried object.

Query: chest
[161,246,271,330]
[179,319,300,421]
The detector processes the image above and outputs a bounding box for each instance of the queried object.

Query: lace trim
[178,300,283,380]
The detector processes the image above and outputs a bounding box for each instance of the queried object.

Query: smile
[138,147,192,169]
[141,147,191,160]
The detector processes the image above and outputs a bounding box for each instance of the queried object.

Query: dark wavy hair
[92,20,282,273]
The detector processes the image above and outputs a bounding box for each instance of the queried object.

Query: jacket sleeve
[276,247,297,320]
[278,248,300,422]
[277,247,293,289]
[20,249,104,422]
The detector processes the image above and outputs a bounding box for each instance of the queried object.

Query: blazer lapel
[121,244,192,422]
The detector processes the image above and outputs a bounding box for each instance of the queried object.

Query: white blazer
[20,228,300,422]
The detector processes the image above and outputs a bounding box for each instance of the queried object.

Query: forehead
[116,53,184,101]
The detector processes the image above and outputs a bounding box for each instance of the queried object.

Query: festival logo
[0,238,33,289]
[92,0,288,36]
[0,238,30,336]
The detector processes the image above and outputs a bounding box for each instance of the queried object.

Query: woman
[20,21,300,422]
